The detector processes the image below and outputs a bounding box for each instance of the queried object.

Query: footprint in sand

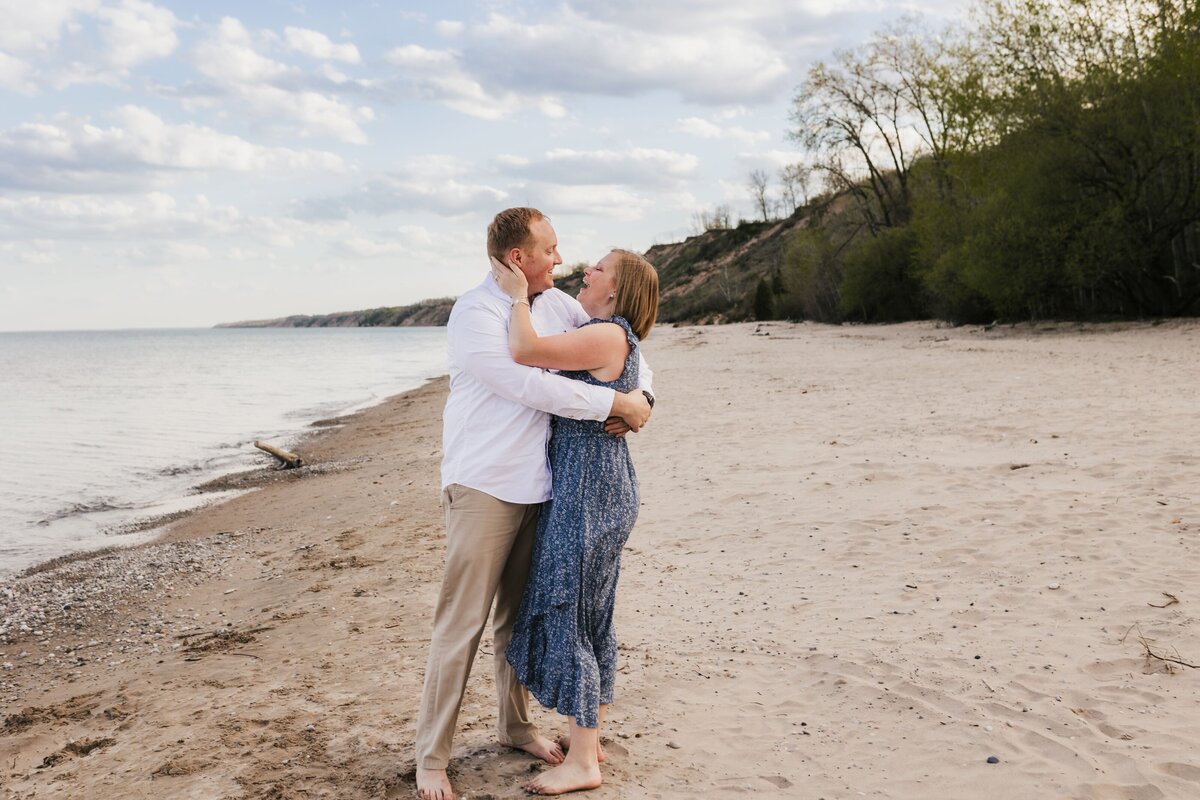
[335,529,365,549]
[1078,782,1165,800]
[1069,707,1134,741]
[36,737,116,770]
[2,691,103,733]
[1156,762,1200,783]
[1082,657,1145,678]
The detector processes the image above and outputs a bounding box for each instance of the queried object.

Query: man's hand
[610,389,651,432]
[603,416,632,437]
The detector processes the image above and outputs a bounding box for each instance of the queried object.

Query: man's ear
[507,247,523,267]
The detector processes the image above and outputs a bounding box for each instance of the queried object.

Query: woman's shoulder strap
[609,315,639,346]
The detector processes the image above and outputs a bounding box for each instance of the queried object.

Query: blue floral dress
[505,315,641,729]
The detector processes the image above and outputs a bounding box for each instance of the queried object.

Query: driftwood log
[254,440,303,469]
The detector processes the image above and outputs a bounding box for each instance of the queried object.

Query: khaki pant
[414,484,541,770]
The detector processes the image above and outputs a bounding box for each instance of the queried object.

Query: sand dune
[2,320,1199,799]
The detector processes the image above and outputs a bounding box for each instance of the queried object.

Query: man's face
[515,217,561,296]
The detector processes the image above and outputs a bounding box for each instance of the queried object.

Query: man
[415,208,654,800]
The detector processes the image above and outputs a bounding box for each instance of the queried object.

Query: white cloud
[297,155,508,219]
[192,17,374,143]
[494,154,530,169]
[0,106,346,192]
[737,148,806,172]
[222,246,260,262]
[384,43,453,69]
[299,145,701,224]
[675,116,773,145]
[384,44,554,121]
[533,184,655,222]
[115,240,209,263]
[194,17,288,83]
[477,9,790,104]
[568,0,964,36]
[0,1,178,89]
[382,6,791,116]
[95,0,179,69]
[0,191,345,248]
[0,0,100,55]
[0,239,57,264]
[676,117,723,138]
[715,107,750,121]
[164,241,209,259]
[284,26,361,64]
[0,50,35,93]
[339,227,432,258]
[0,194,145,234]
[341,236,405,258]
[382,1,970,119]
[498,148,699,189]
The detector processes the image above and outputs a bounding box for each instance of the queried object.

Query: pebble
[667,740,681,749]
[0,538,235,649]
[987,756,1000,764]
[1048,583,1060,590]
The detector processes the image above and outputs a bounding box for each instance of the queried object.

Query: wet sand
[2,320,1199,799]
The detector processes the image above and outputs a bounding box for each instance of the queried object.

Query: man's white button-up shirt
[440,274,654,505]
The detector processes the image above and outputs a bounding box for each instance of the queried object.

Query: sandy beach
[3,320,1200,799]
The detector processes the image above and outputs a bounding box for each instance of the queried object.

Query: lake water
[0,327,447,579]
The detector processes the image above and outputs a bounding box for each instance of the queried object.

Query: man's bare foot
[524,762,602,795]
[416,766,454,800]
[556,736,606,763]
[512,735,564,765]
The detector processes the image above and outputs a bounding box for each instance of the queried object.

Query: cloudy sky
[0,0,965,331]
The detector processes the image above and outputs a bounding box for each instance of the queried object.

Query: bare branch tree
[748,169,771,221]
[788,21,991,230]
[779,164,812,214]
[691,205,733,234]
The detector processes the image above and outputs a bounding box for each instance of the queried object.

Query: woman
[490,249,659,795]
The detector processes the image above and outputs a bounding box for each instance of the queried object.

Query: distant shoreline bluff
[214,297,455,328]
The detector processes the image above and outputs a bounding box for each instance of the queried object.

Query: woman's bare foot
[556,736,606,763]
[416,766,454,800]
[512,735,564,764]
[524,761,602,796]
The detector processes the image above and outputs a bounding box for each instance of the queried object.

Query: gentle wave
[38,498,138,525]
[0,326,447,579]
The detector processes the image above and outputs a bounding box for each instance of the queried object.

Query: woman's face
[578,251,619,318]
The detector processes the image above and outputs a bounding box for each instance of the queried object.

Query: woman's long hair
[610,249,659,340]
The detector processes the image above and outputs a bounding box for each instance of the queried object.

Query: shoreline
[3,321,1200,799]
[1,375,448,642]
[1,367,445,583]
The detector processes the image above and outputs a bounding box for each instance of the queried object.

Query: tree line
[753,0,1200,323]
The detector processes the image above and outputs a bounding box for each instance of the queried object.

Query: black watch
[642,390,655,408]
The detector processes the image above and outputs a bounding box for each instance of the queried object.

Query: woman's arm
[510,303,628,370]
[492,258,631,372]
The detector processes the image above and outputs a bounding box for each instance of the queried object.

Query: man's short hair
[488,207,546,260]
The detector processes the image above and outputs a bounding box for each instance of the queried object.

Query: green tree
[780,227,845,321]
[753,278,775,320]
[838,227,926,321]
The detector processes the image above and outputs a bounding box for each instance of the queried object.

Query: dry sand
[2,320,1199,799]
